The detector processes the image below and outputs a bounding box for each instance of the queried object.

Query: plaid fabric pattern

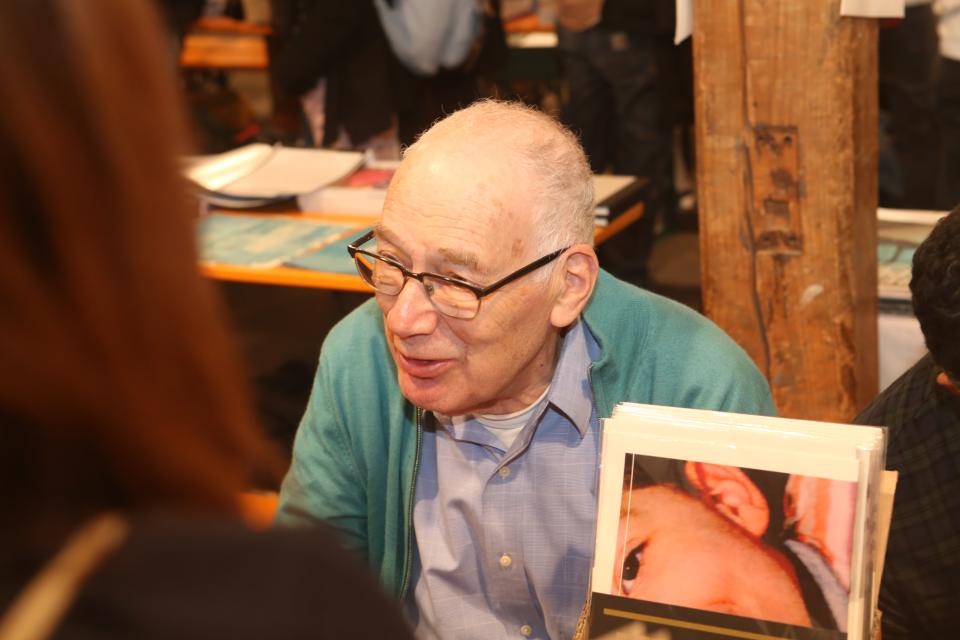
[855,354,960,639]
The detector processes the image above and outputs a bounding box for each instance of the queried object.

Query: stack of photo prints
[588,403,889,640]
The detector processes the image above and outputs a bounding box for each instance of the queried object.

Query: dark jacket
[273,0,396,146]
[601,0,674,35]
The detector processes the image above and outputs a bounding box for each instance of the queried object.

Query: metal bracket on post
[748,125,803,255]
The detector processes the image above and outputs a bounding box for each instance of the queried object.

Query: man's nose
[385,277,440,338]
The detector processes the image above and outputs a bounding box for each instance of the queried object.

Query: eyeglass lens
[353,253,480,319]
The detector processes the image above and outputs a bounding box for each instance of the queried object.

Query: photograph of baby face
[611,454,856,632]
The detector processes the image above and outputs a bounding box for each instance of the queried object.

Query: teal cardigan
[275,271,776,598]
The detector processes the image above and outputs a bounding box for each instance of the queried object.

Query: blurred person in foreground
[855,207,960,639]
[0,1,412,638]
[276,100,775,639]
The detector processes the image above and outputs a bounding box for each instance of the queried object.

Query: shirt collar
[544,317,595,439]
[432,317,596,442]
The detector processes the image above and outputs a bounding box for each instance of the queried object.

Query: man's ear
[684,461,770,538]
[549,245,599,329]
[936,371,960,397]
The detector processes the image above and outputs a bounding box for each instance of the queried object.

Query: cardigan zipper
[399,406,424,600]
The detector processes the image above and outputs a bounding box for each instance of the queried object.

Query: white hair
[403,100,595,262]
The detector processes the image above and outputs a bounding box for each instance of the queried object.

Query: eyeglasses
[347,230,568,320]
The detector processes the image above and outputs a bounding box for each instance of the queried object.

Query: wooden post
[693,1,879,420]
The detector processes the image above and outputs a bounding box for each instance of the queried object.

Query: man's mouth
[396,352,452,378]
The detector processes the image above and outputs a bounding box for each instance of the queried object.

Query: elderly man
[276,101,774,639]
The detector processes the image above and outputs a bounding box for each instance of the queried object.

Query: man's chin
[398,373,450,411]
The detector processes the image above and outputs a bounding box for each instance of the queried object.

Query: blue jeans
[557,25,675,286]
[938,56,960,209]
[878,4,941,209]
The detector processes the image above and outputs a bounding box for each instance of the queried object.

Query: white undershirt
[475,386,551,449]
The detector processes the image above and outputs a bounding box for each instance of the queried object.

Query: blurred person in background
[877,0,941,210]
[272,0,504,154]
[938,0,960,209]
[272,0,403,156]
[0,1,413,638]
[554,0,681,288]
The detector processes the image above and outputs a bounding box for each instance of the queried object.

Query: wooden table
[504,14,555,34]
[177,14,553,71]
[200,202,644,292]
[179,17,271,70]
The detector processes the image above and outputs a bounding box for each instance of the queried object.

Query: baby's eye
[620,543,645,595]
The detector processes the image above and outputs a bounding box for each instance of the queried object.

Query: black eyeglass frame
[347,230,569,303]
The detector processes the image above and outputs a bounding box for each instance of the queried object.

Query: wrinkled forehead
[393,139,535,211]
[380,144,539,264]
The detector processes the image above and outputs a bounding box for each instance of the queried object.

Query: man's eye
[380,254,412,271]
[442,272,477,287]
[378,251,401,263]
[620,543,645,595]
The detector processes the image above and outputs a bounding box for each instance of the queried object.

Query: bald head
[396,100,595,254]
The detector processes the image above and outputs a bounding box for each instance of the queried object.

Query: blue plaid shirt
[406,319,601,639]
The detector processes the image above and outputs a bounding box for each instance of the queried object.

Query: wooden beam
[693,0,879,420]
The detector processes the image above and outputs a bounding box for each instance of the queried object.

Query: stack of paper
[592,175,645,227]
[296,163,398,215]
[876,208,946,304]
[184,144,365,208]
[588,404,886,640]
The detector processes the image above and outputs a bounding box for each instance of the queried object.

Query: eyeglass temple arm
[474,247,567,296]
[347,229,376,253]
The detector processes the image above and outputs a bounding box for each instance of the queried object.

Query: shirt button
[499,554,512,568]
[520,624,533,637]
[498,466,511,479]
